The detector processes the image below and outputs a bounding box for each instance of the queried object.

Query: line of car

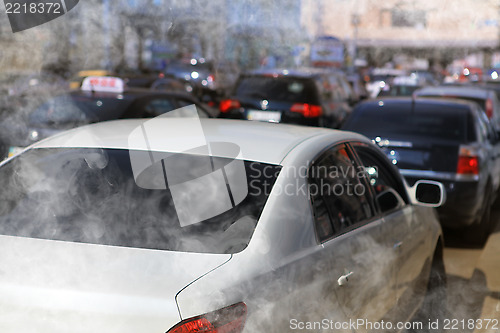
[2,65,498,241]
[0,64,497,332]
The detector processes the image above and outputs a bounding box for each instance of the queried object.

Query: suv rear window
[235,75,319,104]
[344,102,471,142]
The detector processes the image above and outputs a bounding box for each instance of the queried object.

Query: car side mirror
[408,180,446,207]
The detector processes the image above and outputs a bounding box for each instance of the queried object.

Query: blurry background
[0,0,498,75]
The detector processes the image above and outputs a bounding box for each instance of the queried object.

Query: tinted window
[351,143,408,212]
[344,102,470,142]
[310,144,374,242]
[0,148,280,254]
[235,76,320,104]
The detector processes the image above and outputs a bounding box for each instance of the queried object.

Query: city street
[444,208,500,333]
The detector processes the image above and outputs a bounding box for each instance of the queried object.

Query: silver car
[0,113,446,332]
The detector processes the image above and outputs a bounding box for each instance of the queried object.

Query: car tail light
[219,99,241,113]
[486,98,494,119]
[290,103,322,118]
[167,302,247,333]
[207,75,215,83]
[457,146,479,175]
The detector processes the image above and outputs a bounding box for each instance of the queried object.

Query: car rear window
[378,85,420,97]
[0,148,280,254]
[234,75,319,104]
[343,102,471,142]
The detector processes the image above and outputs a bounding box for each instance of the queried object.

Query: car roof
[70,87,196,100]
[244,67,332,79]
[33,119,344,165]
[415,85,491,99]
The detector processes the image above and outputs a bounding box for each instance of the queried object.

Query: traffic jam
[0,1,499,333]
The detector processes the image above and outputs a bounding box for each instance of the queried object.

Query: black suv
[342,97,500,242]
[219,68,351,128]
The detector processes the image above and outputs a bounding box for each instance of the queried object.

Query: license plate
[247,110,281,123]
[8,146,24,158]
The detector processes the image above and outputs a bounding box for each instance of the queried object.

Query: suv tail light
[485,98,494,119]
[220,99,241,113]
[167,302,247,333]
[290,103,322,118]
[457,146,479,175]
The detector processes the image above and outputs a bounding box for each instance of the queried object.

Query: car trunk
[378,137,460,172]
[0,235,231,333]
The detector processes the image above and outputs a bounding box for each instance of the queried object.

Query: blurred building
[0,2,48,73]
[301,0,500,67]
[224,0,303,69]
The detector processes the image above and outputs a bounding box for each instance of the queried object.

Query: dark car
[342,97,500,242]
[414,85,500,132]
[0,76,217,158]
[164,59,238,103]
[219,68,351,128]
[150,75,195,94]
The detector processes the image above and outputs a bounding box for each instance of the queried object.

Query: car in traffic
[219,68,351,128]
[342,97,500,242]
[0,114,446,332]
[377,75,426,97]
[414,85,500,132]
[0,76,217,158]
[366,68,407,98]
[150,75,195,94]
[164,58,238,103]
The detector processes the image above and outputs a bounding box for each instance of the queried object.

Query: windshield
[0,148,280,254]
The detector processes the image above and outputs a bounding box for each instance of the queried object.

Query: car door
[308,143,394,328]
[350,142,431,321]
